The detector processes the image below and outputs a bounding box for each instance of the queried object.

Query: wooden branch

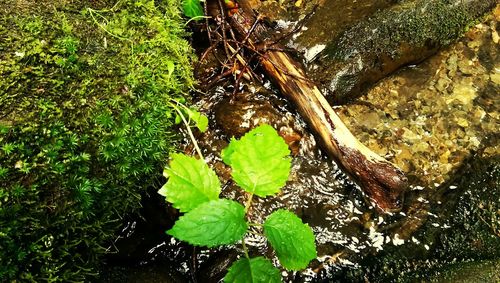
[226,1,408,212]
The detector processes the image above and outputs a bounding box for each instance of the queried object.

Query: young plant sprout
[159,124,317,282]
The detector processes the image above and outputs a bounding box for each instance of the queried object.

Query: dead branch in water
[201,0,408,212]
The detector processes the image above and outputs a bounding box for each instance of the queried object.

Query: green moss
[0,0,195,281]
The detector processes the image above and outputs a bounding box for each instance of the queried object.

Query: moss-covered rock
[0,0,195,281]
[310,0,496,104]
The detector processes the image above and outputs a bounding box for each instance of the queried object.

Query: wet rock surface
[308,0,497,104]
[427,260,500,283]
[344,156,500,282]
[258,0,396,54]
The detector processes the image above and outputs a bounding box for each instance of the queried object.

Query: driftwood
[219,0,408,212]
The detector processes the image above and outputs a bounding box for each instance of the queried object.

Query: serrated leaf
[221,124,291,197]
[182,0,204,19]
[197,114,208,132]
[263,210,317,270]
[224,257,281,283]
[158,184,168,197]
[161,153,220,212]
[221,137,237,164]
[167,199,248,247]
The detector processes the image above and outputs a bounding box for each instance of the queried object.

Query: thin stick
[170,103,204,160]
[226,14,263,63]
[244,193,254,213]
[217,0,231,57]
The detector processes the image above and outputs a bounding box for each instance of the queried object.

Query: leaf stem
[87,8,131,41]
[169,102,204,160]
[241,239,250,259]
[184,15,212,26]
[244,193,254,213]
[247,230,264,237]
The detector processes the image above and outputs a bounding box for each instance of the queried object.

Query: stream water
[99,2,499,282]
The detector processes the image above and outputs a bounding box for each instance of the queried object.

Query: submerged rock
[310,0,497,104]
[214,93,285,138]
[337,8,500,188]
[213,90,304,155]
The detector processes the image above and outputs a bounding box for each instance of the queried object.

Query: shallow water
[99,3,500,282]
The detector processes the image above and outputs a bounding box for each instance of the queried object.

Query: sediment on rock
[310,0,497,104]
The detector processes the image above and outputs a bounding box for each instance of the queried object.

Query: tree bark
[226,0,408,212]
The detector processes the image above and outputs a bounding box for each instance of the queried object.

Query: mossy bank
[0,0,195,281]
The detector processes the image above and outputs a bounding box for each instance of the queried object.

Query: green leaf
[174,113,182,124]
[167,199,248,247]
[222,124,291,197]
[224,257,281,283]
[263,210,317,270]
[166,60,175,76]
[186,108,208,132]
[182,0,204,19]
[160,153,220,212]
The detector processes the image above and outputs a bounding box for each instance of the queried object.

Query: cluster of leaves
[0,0,195,281]
[160,125,317,282]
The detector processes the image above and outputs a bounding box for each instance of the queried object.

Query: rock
[339,156,500,282]
[214,95,282,138]
[448,80,478,105]
[99,264,189,283]
[491,72,500,85]
[428,260,500,283]
[336,8,499,188]
[308,0,497,104]
[213,92,303,154]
